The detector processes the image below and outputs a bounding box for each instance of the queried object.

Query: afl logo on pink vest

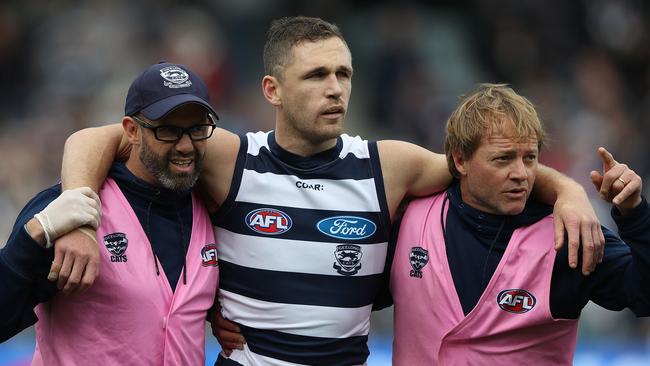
[201,244,218,267]
[245,208,292,235]
[497,289,536,313]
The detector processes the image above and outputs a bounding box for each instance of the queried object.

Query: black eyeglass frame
[131,114,217,142]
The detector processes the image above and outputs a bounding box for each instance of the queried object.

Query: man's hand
[34,187,101,247]
[590,147,643,215]
[210,306,245,356]
[49,228,99,294]
[553,185,605,276]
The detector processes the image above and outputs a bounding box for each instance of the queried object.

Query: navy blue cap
[125,62,218,120]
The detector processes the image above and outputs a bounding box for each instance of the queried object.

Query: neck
[274,124,338,157]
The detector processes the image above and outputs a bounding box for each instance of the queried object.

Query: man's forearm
[61,124,126,192]
[533,164,585,204]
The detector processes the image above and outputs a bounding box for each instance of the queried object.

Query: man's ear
[452,149,468,176]
[122,117,140,145]
[262,75,282,107]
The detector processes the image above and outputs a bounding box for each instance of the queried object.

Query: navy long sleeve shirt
[377,180,650,319]
[426,181,650,318]
[0,162,193,342]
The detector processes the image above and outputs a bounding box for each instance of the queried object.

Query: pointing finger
[598,147,617,171]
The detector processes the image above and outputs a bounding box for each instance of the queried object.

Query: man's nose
[325,74,343,99]
[174,133,194,153]
[510,159,529,180]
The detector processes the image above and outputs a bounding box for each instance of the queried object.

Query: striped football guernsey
[213,131,390,366]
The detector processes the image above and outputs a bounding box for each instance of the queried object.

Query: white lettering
[330,219,367,236]
[499,294,513,306]
[202,249,217,262]
[250,214,288,229]
[249,215,265,227]
[523,296,534,309]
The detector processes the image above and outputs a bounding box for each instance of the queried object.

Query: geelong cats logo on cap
[160,66,192,88]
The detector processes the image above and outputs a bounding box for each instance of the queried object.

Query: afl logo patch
[201,244,218,267]
[160,66,192,88]
[497,289,536,313]
[317,216,376,240]
[245,208,292,235]
[409,246,429,278]
[333,244,363,275]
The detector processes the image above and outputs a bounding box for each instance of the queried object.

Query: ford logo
[316,216,376,240]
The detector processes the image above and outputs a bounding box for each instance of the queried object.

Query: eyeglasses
[131,114,217,142]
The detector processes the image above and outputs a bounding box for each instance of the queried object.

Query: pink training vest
[32,178,219,366]
[391,192,578,366]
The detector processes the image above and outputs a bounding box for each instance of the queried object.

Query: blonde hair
[444,83,546,178]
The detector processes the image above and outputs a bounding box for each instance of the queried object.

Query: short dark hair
[263,16,346,78]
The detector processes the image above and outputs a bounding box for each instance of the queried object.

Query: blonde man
[390,84,650,365]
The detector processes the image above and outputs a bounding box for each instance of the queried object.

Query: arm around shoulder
[199,127,241,206]
[377,140,451,220]
[62,123,128,192]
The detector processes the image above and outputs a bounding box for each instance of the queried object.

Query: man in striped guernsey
[61,16,605,366]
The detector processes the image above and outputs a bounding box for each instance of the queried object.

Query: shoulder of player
[207,127,240,157]
[377,140,433,167]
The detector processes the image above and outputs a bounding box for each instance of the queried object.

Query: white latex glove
[34,187,101,248]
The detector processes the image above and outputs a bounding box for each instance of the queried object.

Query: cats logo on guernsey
[245,208,292,235]
[104,233,128,263]
[201,244,218,267]
[333,244,363,275]
[497,289,537,313]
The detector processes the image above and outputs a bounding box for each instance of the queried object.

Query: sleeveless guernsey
[213,132,390,366]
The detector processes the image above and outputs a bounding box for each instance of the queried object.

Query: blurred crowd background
[1,0,650,364]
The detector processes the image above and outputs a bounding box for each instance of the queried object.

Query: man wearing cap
[0,62,219,365]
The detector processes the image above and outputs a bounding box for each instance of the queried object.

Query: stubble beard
[285,107,344,146]
[140,139,203,192]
